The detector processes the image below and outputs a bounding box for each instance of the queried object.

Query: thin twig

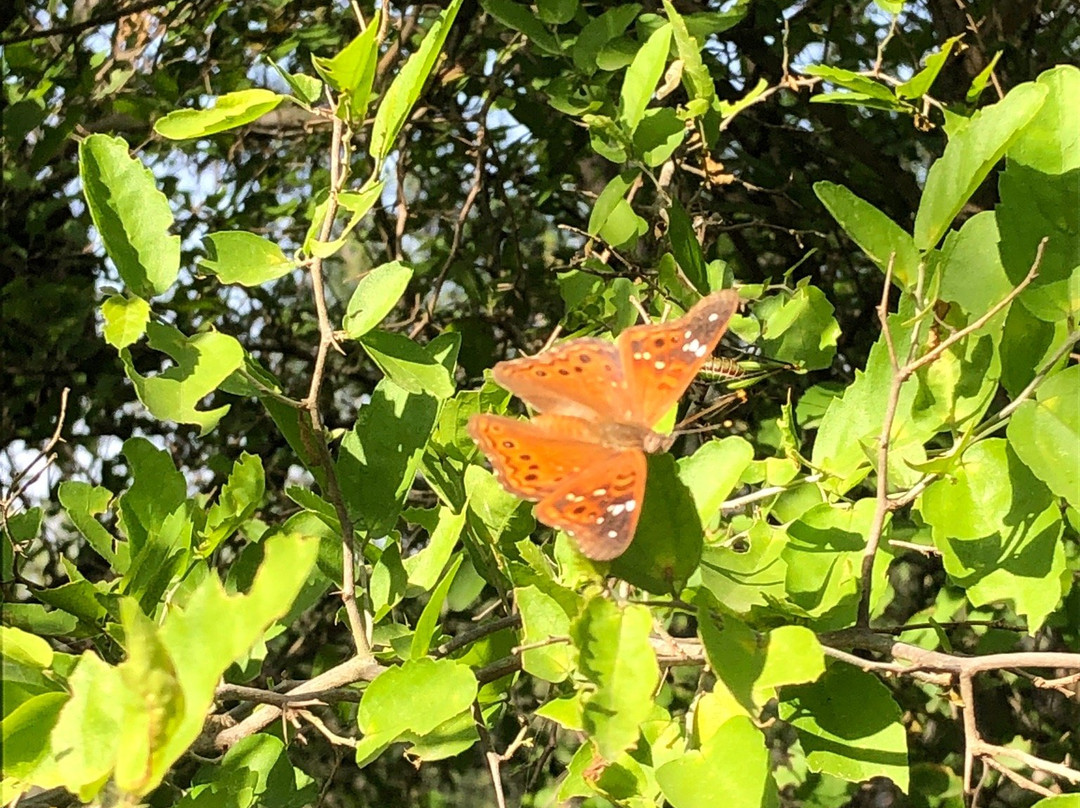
[214,683,362,706]
[473,702,508,808]
[297,708,358,749]
[905,243,1043,378]
[857,255,901,627]
[1,0,170,45]
[301,112,371,657]
[980,755,1056,797]
[436,614,522,657]
[213,656,385,750]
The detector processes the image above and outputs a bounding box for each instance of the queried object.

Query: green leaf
[45,653,122,796]
[780,664,909,790]
[678,436,755,525]
[122,506,194,614]
[998,66,1080,321]
[306,180,384,258]
[700,520,789,613]
[572,4,641,72]
[619,23,672,132]
[0,626,54,670]
[1030,797,1080,808]
[663,0,714,106]
[802,65,898,104]
[270,59,323,106]
[357,657,477,742]
[370,542,407,623]
[920,439,1067,630]
[343,261,414,339]
[101,295,150,348]
[398,706,482,763]
[116,437,187,552]
[152,534,318,781]
[2,691,70,780]
[656,716,770,808]
[667,197,708,294]
[184,734,317,808]
[403,506,467,591]
[571,598,659,760]
[914,81,1047,250]
[201,453,265,555]
[700,615,824,713]
[757,283,839,371]
[781,500,877,624]
[113,600,186,795]
[410,555,463,659]
[120,322,244,435]
[896,36,961,99]
[966,51,1003,103]
[535,694,585,730]
[47,535,317,798]
[337,378,440,536]
[1008,365,1080,508]
[814,181,920,288]
[755,625,826,697]
[369,0,464,160]
[199,232,296,286]
[153,89,286,140]
[311,22,379,122]
[811,302,937,493]
[537,0,577,24]
[588,171,637,237]
[79,134,180,298]
[59,482,122,569]
[633,105,686,167]
[937,211,1013,316]
[360,330,455,398]
[481,0,563,55]
[610,454,702,595]
[517,585,573,682]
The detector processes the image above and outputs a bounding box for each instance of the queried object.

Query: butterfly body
[469,289,739,560]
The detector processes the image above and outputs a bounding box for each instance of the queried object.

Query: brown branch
[473,702,508,808]
[857,255,903,627]
[436,614,522,658]
[301,112,370,657]
[979,755,1056,798]
[858,242,1046,626]
[0,0,173,45]
[214,683,362,707]
[904,242,1043,378]
[213,656,385,750]
[2,387,70,528]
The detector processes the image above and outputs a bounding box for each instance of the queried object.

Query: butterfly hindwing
[618,289,740,426]
[468,413,620,501]
[536,448,647,560]
[492,339,636,423]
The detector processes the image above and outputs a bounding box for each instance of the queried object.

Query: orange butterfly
[468,290,740,560]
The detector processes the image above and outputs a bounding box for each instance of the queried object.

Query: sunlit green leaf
[154,89,286,139]
[79,134,180,298]
[199,232,296,286]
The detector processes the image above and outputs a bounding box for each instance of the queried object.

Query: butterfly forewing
[536,449,647,560]
[468,413,621,501]
[618,289,740,427]
[492,338,636,423]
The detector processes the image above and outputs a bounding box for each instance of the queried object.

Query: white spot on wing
[654,360,666,369]
[625,500,636,512]
[607,530,618,538]
[708,312,720,322]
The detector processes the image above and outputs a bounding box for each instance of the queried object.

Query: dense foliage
[2,1,1078,806]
